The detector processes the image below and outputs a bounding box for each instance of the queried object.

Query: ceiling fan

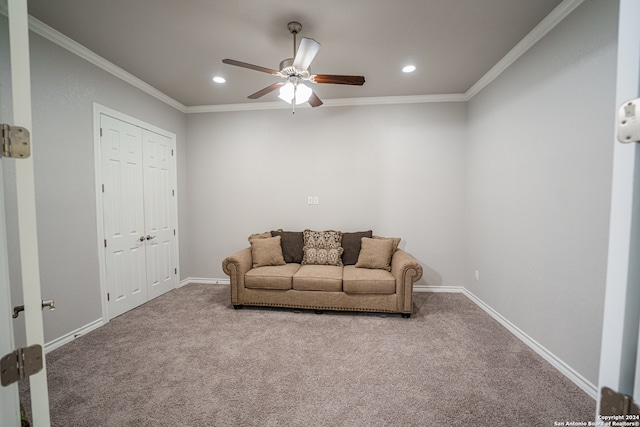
[222,22,365,110]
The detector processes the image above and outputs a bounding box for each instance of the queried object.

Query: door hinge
[102,184,105,193]
[172,189,175,196]
[173,229,176,236]
[618,98,640,143]
[600,386,640,416]
[107,292,110,301]
[100,128,103,137]
[0,345,43,387]
[104,239,107,248]
[171,149,174,156]
[1,124,30,159]
[174,267,177,275]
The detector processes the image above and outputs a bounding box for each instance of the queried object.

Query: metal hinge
[0,345,43,387]
[107,293,110,301]
[174,267,177,275]
[600,386,640,416]
[618,98,640,143]
[1,124,30,159]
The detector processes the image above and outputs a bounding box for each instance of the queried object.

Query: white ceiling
[26,0,564,108]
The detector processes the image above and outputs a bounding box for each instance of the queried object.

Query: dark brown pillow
[271,230,304,263]
[341,230,373,265]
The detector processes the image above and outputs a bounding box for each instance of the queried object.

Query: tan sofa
[222,230,423,318]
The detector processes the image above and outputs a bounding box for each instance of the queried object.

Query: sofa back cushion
[271,230,304,263]
[341,230,373,265]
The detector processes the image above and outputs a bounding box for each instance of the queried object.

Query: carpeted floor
[21,284,595,426]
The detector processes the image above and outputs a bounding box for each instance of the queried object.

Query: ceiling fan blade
[222,59,279,75]
[247,82,285,99]
[308,91,323,108]
[293,38,321,70]
[312,74,366,86]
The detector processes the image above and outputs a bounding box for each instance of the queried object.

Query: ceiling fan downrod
[288,22,302,58]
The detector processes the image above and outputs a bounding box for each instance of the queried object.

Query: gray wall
[186,103,467,286]
[1,22,188,346]
[465,0,618,385]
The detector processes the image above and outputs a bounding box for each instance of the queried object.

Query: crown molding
[25,14,188,113]
[185,93,468,113]
[465,0,586,100]
[4,0,583,113]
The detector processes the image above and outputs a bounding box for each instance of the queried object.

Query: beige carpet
[21,283,595,426]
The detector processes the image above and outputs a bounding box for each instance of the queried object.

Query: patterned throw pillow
[301,229,344,266]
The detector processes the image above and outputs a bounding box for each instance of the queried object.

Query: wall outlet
[474,270,479,281]
[313,196,319,205]
[307,196,313,205]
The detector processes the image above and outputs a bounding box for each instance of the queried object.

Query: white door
[143,130,176,300]
[597,0,640,414]
[2,0,51,425]
[101,115,148,318]
[99,112,177,320]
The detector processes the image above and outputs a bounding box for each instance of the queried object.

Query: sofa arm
[390,249,423,313]
[222,247,252,304]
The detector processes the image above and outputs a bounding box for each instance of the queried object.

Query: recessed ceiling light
[212,76,226,84]
[402,65,416,73]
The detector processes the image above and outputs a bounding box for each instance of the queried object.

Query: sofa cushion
[245,263,300,290]
[302,229,344,266]
[271,230,304,264]
[343,266,396,294]
[292,265,343,292]
[341,230,373,265]
[250,236,286,268]
[355,237,394,271]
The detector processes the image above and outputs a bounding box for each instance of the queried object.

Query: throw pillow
[301,247,344,266]
[373,235,401,252]
[250,236,286,268]
[302,229,344,266]
[248,231,272,242]
[355,237,394,271]
[271,230,304,263]
[341,230,373,265]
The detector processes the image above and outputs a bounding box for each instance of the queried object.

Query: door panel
[143,130,176,300]
[101,114,147,318]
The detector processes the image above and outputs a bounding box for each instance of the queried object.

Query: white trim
[24,14,187,113]
[180,277,230,287]
[463,289,597,399]
[413,285,464,293]
[44,318,104,354]
[93,103,180,322]
[465,0,585,99]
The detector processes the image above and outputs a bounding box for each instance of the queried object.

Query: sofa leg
[233,305,243,310]
[401,313,411,319]
[314,310,324,315]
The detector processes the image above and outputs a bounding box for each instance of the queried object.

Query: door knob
[146,235,156,240]
[139,236,146,242]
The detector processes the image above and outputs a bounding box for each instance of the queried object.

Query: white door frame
[597,0,640,414]
[93,103,179,322]
[1,161,20,427]
[4,0,52,424]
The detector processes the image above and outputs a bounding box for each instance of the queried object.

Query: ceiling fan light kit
[222,21,365,113]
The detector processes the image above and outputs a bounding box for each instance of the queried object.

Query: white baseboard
[44,318,104,354]
[414,284,464,293]
[179,277,229,287]
[462,289,597,399]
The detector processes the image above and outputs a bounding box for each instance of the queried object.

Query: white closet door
[101,114,148,318]
[143,129,176,300]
